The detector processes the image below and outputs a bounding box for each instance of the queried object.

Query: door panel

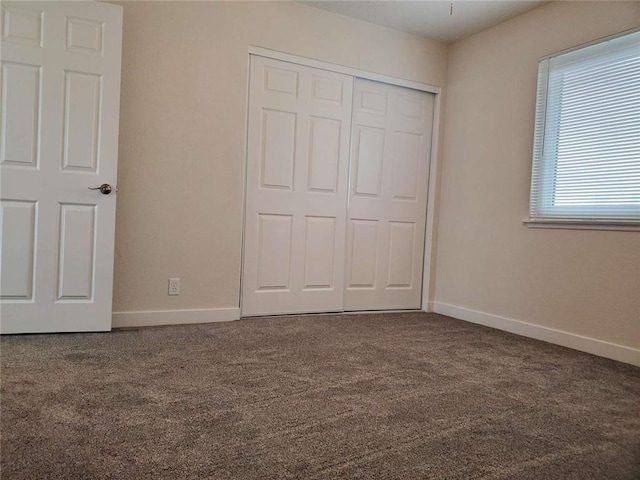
[256,214,293,290]
[242,56,353,316]
[345,79,434,311]
[264,66,298,96]
[65,16,104,54]
[261,109,296,189]
[354,126,385,196]
[0,200,37,299]
[0,2,122,333]
[391,132,421,200]
[57,203,96,300]
[1,62,41,167]
[387,221,416,288]
[347,219,379,289]
[303,216,337,289]
[62,71,102,171]
[308,117,341,192]
[2,5,43,46]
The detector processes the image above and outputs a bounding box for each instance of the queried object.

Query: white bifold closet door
[345,79,434,310]
[242,56,354,316]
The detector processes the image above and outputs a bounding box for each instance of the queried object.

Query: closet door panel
[242,56,353,316]
[345,79,435,311]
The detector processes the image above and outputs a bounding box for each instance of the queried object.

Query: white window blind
[530,30,640,224]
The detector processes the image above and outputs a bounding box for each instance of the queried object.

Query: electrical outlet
[168,278,180,295]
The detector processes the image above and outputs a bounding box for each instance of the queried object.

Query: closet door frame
[240,46,442,315]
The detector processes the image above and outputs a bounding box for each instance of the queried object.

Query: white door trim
[248,46,441,95]
[241,46,443,315]
[422,94,441,313]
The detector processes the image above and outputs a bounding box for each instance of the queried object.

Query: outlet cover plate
[168,278,180,295]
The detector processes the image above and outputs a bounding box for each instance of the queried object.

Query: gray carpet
[1,312,639,479]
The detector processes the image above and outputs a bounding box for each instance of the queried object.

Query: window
[528,30,640,229]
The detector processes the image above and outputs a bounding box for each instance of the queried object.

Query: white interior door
[242,56,353,316]
[345,78,434,311]
[0,1,123,333]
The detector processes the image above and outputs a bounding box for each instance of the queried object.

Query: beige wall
[113,1,639,350]
[112,1,447,313]
[436,1,640,349]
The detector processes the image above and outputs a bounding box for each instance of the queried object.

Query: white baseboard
[433,302,640,367]
[112,307,240,329]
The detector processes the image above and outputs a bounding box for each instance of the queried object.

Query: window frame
[525,28,640,232]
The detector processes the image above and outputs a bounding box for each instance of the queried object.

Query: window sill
[523,218,640,232]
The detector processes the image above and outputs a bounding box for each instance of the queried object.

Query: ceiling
[300,1,548,43]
